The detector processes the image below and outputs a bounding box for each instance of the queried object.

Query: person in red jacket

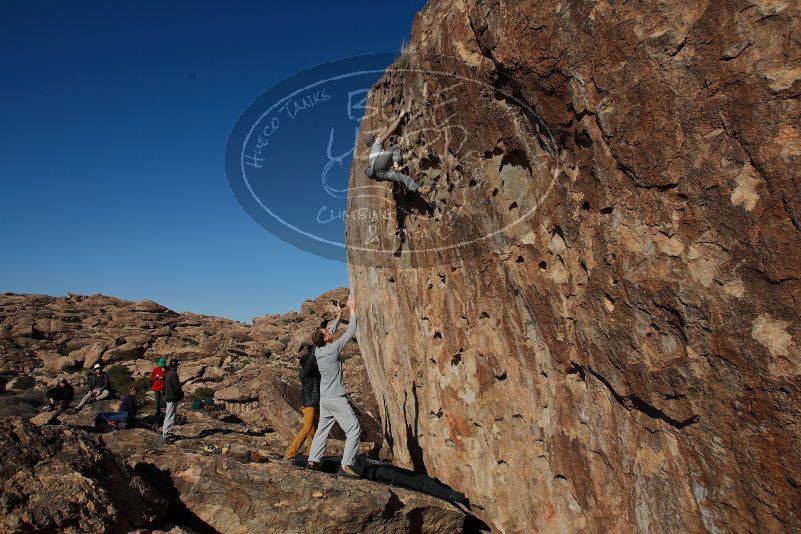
[150,357,168,427]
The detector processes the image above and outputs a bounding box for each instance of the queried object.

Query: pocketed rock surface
[346,1,801,532]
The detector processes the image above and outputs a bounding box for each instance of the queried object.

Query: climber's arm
[377,109,407,144]
[327,300,343,334]
[330,294,357,357]
[329,315,357,356]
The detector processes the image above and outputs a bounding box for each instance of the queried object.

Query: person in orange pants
[284,341,322,461]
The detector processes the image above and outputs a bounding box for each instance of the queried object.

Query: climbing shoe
[337,465,360,479]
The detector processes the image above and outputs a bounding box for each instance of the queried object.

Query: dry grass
[0,389,44,418]
[395,39,415,71]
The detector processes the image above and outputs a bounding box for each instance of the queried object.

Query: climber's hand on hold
[334,300,343,318]
[346,294,356,315]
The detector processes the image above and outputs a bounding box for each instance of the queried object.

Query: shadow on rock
[133,463,219,534]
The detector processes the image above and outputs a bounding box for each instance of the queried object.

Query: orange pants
[285,406,319,459]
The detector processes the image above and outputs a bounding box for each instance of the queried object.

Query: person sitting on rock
[306,293,361,478]
[42,377,74,421]
[163,358,184,442]
[73,364,111,412]
[365,107,432,196]
[150,357,168,426]
[118,386,139,427]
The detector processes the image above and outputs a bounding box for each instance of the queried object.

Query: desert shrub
[192,386,214,401]
[0,389,44,418]
[132,375,152,393]
[396,39,415,70]
[11,375,34,390]
[107,365,134,393]
[107,366,150,396]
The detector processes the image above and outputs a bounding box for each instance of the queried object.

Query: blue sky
[0,1,424,322]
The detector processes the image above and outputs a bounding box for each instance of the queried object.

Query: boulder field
[1,290,455,532]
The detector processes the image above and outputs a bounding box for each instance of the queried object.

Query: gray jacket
[87,372,111,392]
[314,315,358,398]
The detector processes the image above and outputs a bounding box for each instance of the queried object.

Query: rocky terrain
[0,288,381,444]
[0,414,469,533]
[0,289,465,532]
[0,417,165,532]
[347,0,801,532]
[3,1,799,533]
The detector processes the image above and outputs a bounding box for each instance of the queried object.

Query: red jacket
[150,366,167,392]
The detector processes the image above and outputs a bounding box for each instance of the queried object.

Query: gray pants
[372,146,420,191]
[308,395,361,468]
[163,401,178,438]
[74,389,109,411]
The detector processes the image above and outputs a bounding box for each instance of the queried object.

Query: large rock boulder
[128,448,467,534]
[347,1,800,532]
[0,418,165,532]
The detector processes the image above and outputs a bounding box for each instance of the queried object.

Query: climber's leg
[307,400,337,463]
[328,396,361,468]
[375,168,420,192]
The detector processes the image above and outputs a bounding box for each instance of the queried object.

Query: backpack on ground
[94,411,129,432]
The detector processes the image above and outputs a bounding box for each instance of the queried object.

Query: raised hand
[346,293,355,314]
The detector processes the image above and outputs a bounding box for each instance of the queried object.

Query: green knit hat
[157,357,167,367]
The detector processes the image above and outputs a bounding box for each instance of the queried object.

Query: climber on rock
[305,293,361,479]
[364,107,432,196]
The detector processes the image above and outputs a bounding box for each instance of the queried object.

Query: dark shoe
[337,465,360,479]
[306,461,321,471]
